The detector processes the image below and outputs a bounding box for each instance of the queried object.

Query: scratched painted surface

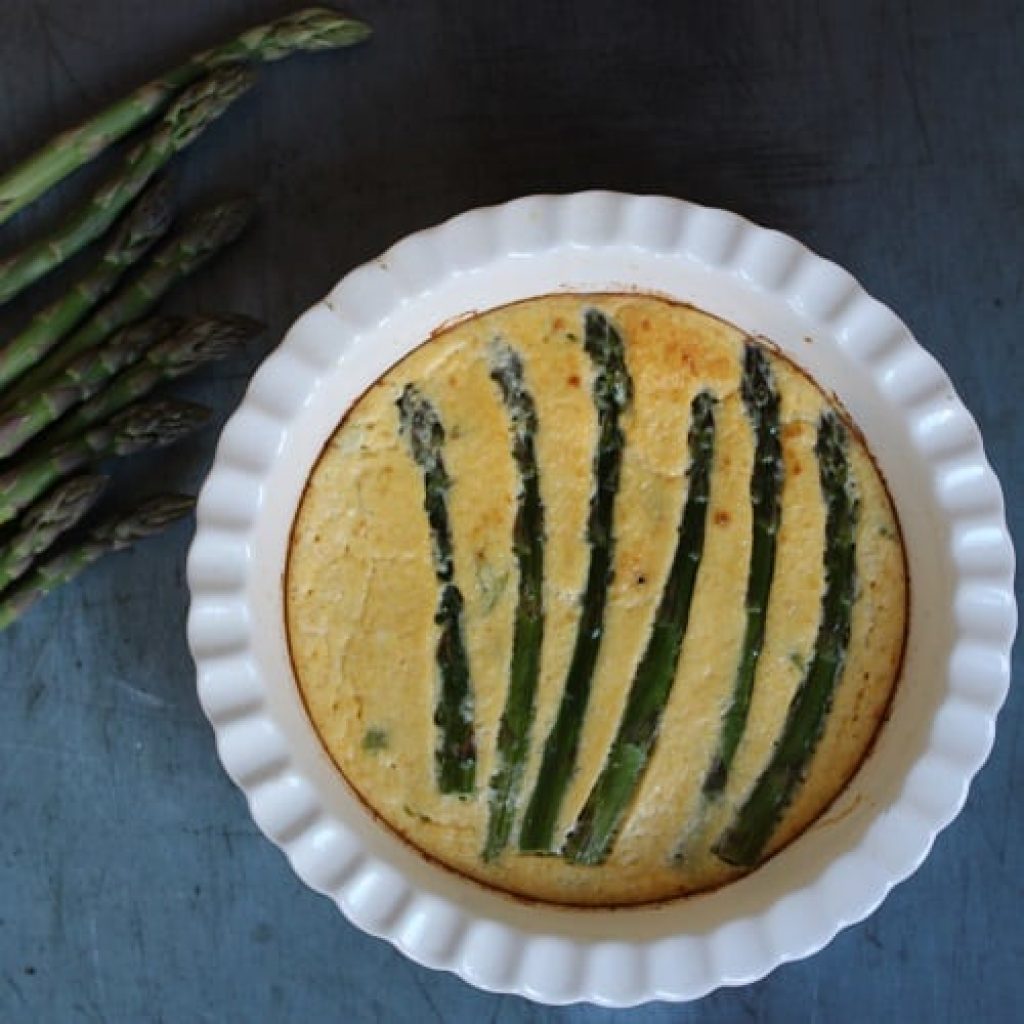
[0,1,1019,1021]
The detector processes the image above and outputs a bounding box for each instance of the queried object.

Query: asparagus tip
[154,313,263,368]
[22,474,109,534]
[184,195,257,251]
[109,178,175,261]
[98,493,195,549]
[108,398,212,450]
[165,66,256,150]
[282,9,373,47]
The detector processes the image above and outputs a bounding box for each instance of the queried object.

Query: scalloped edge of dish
[186,192,1016,1006]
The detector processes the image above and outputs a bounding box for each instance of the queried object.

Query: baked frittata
[285,293,907,905]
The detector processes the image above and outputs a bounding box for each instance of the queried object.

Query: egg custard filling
[285,293,907,906]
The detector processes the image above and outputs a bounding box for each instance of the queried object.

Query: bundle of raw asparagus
[0,9,370,627]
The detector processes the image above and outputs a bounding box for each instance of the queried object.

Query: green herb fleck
[362,726,389,752]
[402,803,433,824]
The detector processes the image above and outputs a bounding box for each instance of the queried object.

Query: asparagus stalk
[0,398,209,528]
[0,494,195,629]
[714,411,859,867]
[0,67,253,306]
[518,308,633,852]
[0,475,107,592]
[563,391,717,865]
[0,181,173,394]
[0,318,182,459]
[0,9,371,226]
[397,384,476,795]
[702,344,784,797]
[46,314,260,446]
[1,197,253,410]
[482,343,545,861]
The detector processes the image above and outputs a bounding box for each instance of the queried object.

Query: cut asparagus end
[563,390,717,865]
[713,410,858,867]
[518,308,632,852]
[482,342,545,861]
[397,384,477,794]
[702,342,783,800]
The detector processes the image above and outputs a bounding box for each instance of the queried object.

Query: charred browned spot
[566,374,581,388]
[783,422,803,440]
[792,459,802,476]
[553,316,566,329]
[641,318,651,330]
[448,375,459,387]
[636,573,647,586]
[714,509,731,527]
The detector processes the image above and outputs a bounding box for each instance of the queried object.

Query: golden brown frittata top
[285,293,906,905]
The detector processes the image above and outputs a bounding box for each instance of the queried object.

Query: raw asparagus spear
[0,68,253,306]
[0,494,195,629]
[703,343,784,797]
[0,318,181,459]
[518,308,633,852]
[46,314,260,446]
[0,181,173,393]
[0,398,208,528]
[563,391,717,865]
[482,343,545,861]
[714,411,858,867]
[1,197,253,410]
[397,384,476,794]
[0,475,107,592]
[0,9,371,226]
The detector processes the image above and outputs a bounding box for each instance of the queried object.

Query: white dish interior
[187,193,1016,1005]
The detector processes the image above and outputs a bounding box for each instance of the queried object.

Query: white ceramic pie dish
[186,192,1016,1005]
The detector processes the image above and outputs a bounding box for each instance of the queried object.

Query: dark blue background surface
[0,2,1020,1020]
